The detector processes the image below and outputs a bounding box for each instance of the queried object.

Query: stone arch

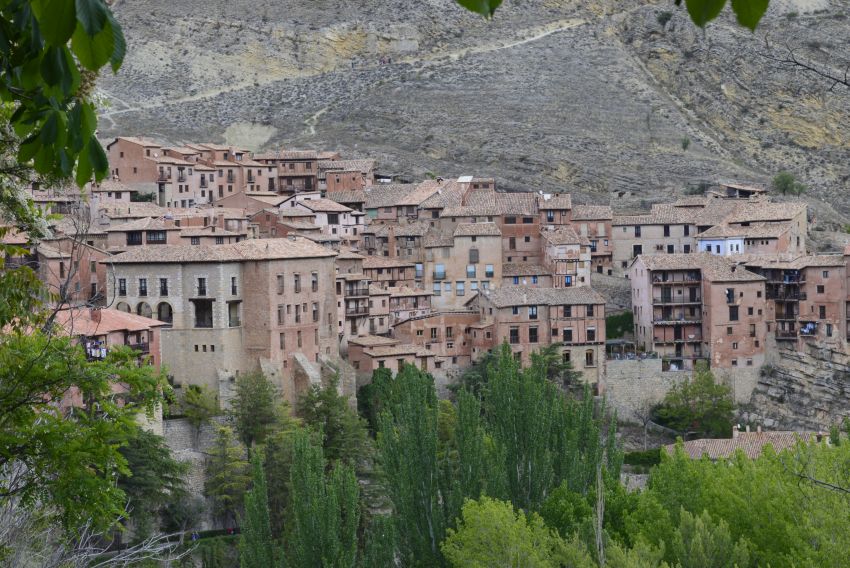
[136,302,152,319]
[156,302,173,324]
[115,301,131,313]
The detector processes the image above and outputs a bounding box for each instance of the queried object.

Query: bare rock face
[743,346,850,431]
[99,0,850,220]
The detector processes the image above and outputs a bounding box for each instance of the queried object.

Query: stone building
[103,237,340,404]
[613,207,695,275]
[570,205,614,275]
[423,222,502,310]
[541,226,592,289]
[629,254,770,373]
[475,286,607,389]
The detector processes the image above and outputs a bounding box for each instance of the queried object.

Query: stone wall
[163,416,233,531]
[742,345,850,431]
[604,358,690,422]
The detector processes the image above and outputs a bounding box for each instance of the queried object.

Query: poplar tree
[288,429,360,568]
[239,453,279,568]
[377,364,446,566]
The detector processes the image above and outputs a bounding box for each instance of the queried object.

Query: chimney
[745,424,750,433]
[756,425,762,433]
[90,308,101,323]
[732,424,739,438]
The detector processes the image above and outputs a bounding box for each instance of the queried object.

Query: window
[563,351,571,363]
[505,216,516,224]
[667,244,674,254]
[563,305,572,317]
[485,264,494,278]
[827,323,833,337]
[434,264,446,280]
[139,278,147,297]
[469,248,479,263]
[513,276,520,285]
[160,278,168,296]
[729,306,739,321]
[433,283,441,296]
[294,274,301,293]
[817,285,825,294]
[467,265,476,278]
[215,236,224,245]
[456,281,465,296]
[277,305,284,325]
[313,302,319,322]
[663,225,670,237]
[732,342,738,349]
[587,305,594,317]
[447,327,453,339]
[190,237,200,245]
[430,328,438,340]
[528,306,538,320]
[197,278,207,296]
[819,305,826,319]
[509,328,520,344]
[512,306,519,315]
[749,324,756,337]
[279,333,286,349]
[231,276,238,295]
[587,328,596,342]
[415,263,424,278]
[147,230,167,244]
[748,307,753,316]
[416,330,423,336]
[524,236,531,243]
[311,272,319,292]
[126,231,142,246]
[634,226,641,237]
[118,278,126,296]
[295,304,301,323]
[529,327,539,343]
[193,299,213,328]
[823,270,829,278]
[727,326,733,335]
[509,237,516,250]
[563,328,573,342]
[684,225,690,236]
[585,350,594,366]
[297,331,302,348]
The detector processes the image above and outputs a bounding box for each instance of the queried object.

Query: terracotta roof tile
[484,286,605,308]
[453,222,501,237]
[107,237,335,264]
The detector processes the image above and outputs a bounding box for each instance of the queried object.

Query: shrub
[681,136,691,151]
[624,448,662,468]
[657,11,673,27]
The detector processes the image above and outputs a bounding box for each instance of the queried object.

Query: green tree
[357,367,397,436]
[204,426,250,528]
[441,497,585,568]
[653,362,734,438]
[117,428,188,539]
[230,371,280,449]
[298,375,368,464]
[670,508,750,568]
[377,364,446,566]
[539,481,594,541]
[0,333,166,532]
[181,384,218,446]
[288,428,360,568]
[262,408,303,538]
[772,171,806,196]
[239,453,280,568]
[360,515,397,568]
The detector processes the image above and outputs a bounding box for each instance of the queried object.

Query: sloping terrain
[98,0,850,226]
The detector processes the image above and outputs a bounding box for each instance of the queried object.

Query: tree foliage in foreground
[230,371,281,449]
[455,0,771,31]
[205,426,250,528]
[239,453,280,568]
[0,332,166,532]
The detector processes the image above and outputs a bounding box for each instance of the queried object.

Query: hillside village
[19,136,850,432]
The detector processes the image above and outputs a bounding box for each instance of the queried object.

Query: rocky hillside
[98,0,850,226]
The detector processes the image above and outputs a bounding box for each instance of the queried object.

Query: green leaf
[455,0,503,18]
[684,0,727,27]
[39,46,66,87]
[76,140,93,186]
[107,13,125,72]
[39,111,59,145]
[88,136,109,181]
[81,102,97,139]
[18,134,42,163]
[75,0,109,36]
[731,0,769,30]
[33,0,77,46]
[71,21,113,70]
